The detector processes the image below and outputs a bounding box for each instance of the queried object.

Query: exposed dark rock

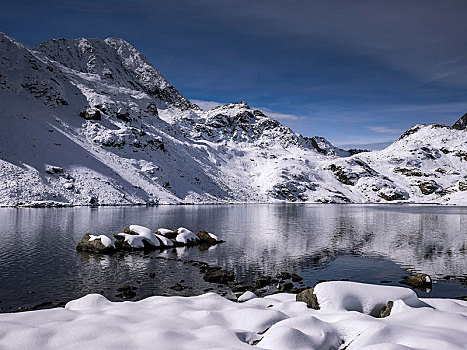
[195,230,218,244]
[156,229,177,239]
[88,196,98,206]
[45,165,64,174]
[116,108,131,122]
[296,288,320,309]
[329,164,355,185]
[255,276,273,289]
[452,113,467,130]
[79,108,101,120]
[231,284,255,293]
[400,274,432,288]
[149,272,155,278]
[378,191,405,201]
[76,233,115,253]
[278,282,294,292]
[145,102,159,117]
[203,269,235,284]
[398,125,421,140]
[459,180,467,191]
[18,301,66,312]
[291,274,303,282]
[276,272,292,280]
[378,301,394,318]
[116,285,137,299]
[418,180,438,195]
[454,150,467,161]
[393,166,422,177]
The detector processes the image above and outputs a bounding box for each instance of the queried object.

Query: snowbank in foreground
[0,282,466,349]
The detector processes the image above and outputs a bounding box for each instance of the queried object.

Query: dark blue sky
[3,0,467,145]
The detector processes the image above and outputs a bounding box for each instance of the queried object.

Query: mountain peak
[452,113,467,130]
[33,36,197,110]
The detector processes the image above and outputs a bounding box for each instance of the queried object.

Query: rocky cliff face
[0,33,466,206]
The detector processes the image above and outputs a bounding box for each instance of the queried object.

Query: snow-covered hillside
[1,33,466,206]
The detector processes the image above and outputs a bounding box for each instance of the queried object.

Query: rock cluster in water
[76,224,223,253]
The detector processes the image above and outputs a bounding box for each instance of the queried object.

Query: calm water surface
[0,204,466,312]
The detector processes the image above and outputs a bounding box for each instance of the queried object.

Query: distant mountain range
[1,33,466,206]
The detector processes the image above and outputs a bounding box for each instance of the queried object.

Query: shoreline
[3,253,466,314]
[1,201,465,208]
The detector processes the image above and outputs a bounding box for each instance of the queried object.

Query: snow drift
[0,282,466,349]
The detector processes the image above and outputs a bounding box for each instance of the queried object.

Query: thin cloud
[190,99,305,121]
[259,108,304,121]
[191,99,225,110]
[368,126,405,134]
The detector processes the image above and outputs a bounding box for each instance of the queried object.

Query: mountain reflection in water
[0,204,465,311]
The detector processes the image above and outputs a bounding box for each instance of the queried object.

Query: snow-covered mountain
[1,33,466,206]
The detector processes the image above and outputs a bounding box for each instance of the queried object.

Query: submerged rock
[276,272,292,280]
[116,285,137,299]
[296,288,320,310]
[203,269,235,284]
[400,274,432,289]
[255,276,273,289]
[278,282,294,292]
[291,273,303,282]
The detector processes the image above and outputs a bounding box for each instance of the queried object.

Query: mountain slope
[0,33,466,206]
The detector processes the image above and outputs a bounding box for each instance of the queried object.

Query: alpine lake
[0,204,466,312]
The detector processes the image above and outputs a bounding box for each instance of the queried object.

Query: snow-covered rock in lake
[1,33,466,206]
[175,227,199,244]
[0,282,466,349]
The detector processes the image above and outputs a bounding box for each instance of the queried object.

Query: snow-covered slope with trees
[1,33,466,206]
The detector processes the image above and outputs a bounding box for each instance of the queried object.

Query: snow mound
[89,234,115,248]
[258,315,341,350]
[127,224,160,247]
[238,291,257,302]
[314,281,426,316]
[65,293,112,311]
[175,227,199,244]
[116,232,146,248]
[154,233,173,246]
[0,283,466,349]
[157,228,174,236]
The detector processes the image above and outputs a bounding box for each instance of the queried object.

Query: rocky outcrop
[76,225,222,253]
[452,113,467,130]
[418,181,438,195]
[296,288,320,309]
[79,108,101,120]
[378,300,394,318]
[76,233,116,253]
[393,166,423,177]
